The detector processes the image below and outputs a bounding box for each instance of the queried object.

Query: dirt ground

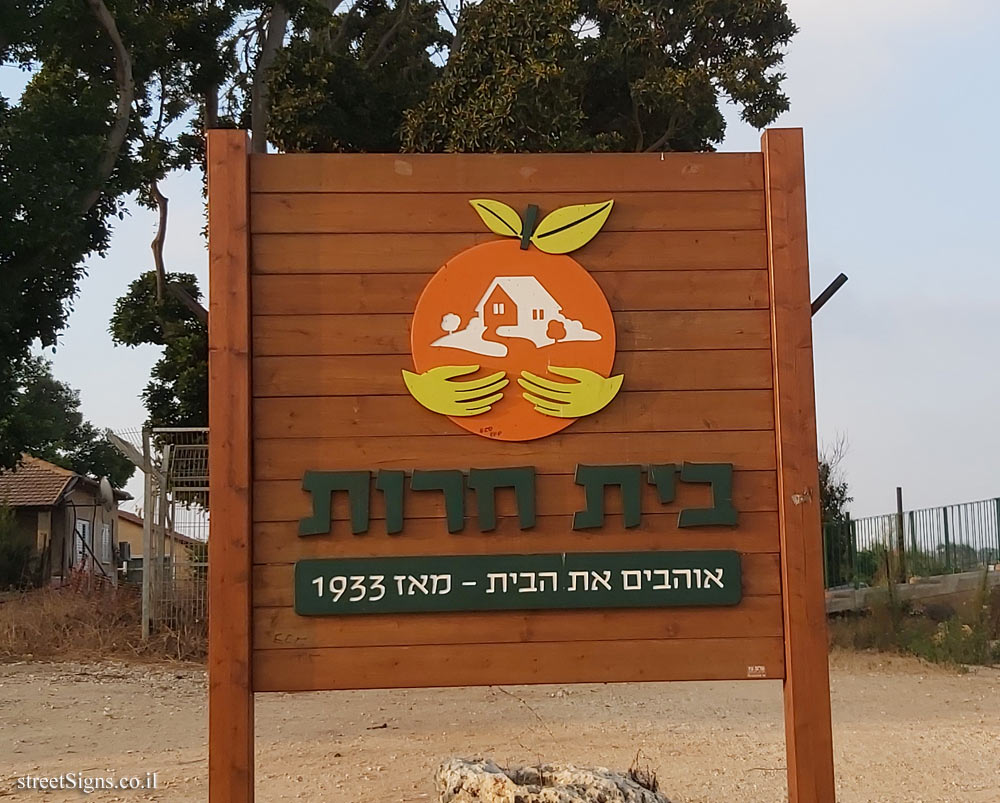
[0,651,997,802]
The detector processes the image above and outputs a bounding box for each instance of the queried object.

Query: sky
[3,0,999,516]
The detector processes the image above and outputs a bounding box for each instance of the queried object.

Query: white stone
[436,758,671,803]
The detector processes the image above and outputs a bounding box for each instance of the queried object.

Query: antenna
[98,476,116,512]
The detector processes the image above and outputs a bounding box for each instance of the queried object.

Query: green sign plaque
[294,550,742,616]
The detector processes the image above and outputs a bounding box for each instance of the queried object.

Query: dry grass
[828,571,1000,668]
[0,586,206,663]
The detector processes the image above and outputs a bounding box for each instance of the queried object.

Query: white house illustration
[431,275,602,357]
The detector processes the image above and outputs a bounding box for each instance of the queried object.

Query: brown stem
[367,0,409,68]
[79,0,135,214]
[251,4,290,154]
[643,109,682,153]
[150,181,168,304]
[630,91,644,152]
[167,283,208,326]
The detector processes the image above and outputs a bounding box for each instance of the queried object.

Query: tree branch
[148,180,208,324]
[630,91,644,152]
[150,180,168,304]
[367,0,410,68]
[79,0,135,214]
[167,283,208,326]
[643,109,682,153]
[251,4,290,154]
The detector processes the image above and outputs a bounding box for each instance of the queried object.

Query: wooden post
[207,129,254,803]
[761,128,836,803]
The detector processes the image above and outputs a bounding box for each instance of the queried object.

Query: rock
[436,758,671,803]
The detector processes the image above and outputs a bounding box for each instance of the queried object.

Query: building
[116,509,202,567]
[0,455,130,586]
[476,276,562,345]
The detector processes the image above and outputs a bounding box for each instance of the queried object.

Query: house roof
[0,455,132,508]
[476,276,561,313]
[0,456,74,507]
[117,509,201,547]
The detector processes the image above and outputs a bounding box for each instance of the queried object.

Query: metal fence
[823,497,1000,589]
[111,428,208,636]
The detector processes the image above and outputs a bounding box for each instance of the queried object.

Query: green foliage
[0,357,135,488]
[403,0,796,152]
[819,457,852,525]
[111,271,208,429]
[0,0,248,469]
[268,0,449,152]
[0,503,36,590]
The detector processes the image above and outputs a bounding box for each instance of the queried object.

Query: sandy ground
[0,651,997,802]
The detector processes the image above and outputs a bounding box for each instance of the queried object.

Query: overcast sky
[4,0,998,516]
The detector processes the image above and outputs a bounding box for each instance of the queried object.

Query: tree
[0,0,246,468]
[111,271,208,429]
[403,0,796,152]
[819,437,852,525]
[267,0,448,152]
[0,357,135,488]
[819,437,854,587]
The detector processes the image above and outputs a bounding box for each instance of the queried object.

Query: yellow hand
[402,365,508,417]
[518,366,624,418]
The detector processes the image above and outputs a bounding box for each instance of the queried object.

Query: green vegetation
[829,570,1000,668]
[1,357,134,488]
[5,1,798,431]
[0,503,35,590]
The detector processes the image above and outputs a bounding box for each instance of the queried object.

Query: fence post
[141,429,152,640]
[895,487,907,583]
[849,516,858,589]
[995,498,1000,566]
[908,511,917,555]
[942,507,952,573]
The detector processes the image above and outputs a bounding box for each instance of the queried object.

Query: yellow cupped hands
[518,366,624,418]
[401,365,508,417]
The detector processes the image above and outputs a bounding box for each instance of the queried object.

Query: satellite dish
[98,476,116,512]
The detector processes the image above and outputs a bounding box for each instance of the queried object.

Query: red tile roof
[0,456,74,507]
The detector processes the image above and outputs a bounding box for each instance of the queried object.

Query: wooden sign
[207,129,835,803]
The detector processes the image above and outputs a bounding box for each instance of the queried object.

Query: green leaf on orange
[469,199,523,238]
[531,200,614,254]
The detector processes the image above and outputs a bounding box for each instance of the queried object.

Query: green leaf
[531,201,614,254]
[469,199,523,238]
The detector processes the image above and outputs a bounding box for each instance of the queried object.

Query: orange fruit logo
[403,200,624,442]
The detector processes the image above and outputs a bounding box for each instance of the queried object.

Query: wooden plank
[253,390,775,439]
[254,430,777,479]
[252,636,785,691]
[206,130,253,803]
[762,128,836,803]
[252,351,775,397]
[253,516,781,564]
[252,230,768,274]
[253,470,778,524]
[250,192,765,234]
[251,270,770,315]
[253,595,783,649]
[250,152,764,194]
[252,310,772,356]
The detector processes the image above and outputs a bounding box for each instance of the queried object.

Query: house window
[492,302,505,314]
[74,520,92,566]
[537,309,544,320]
[100,524,112,563]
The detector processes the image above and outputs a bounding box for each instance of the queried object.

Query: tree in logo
[404,199,624,442]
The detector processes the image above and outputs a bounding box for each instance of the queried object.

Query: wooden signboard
[207,128,835,802]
